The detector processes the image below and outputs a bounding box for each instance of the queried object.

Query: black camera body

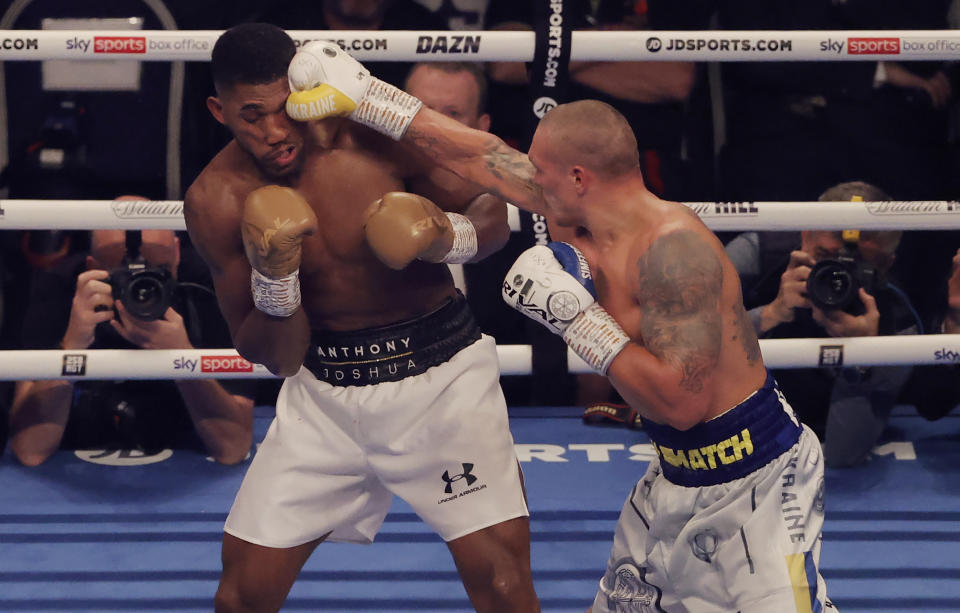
[109,258,176,322]
[805,249,881,315]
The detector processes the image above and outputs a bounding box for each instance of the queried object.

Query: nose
[263,111,291,145]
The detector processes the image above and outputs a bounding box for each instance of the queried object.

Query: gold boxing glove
[242,186,318,316]
[363,192,477,270]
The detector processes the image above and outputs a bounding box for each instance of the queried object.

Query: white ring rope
[3,336,959,380]
[1,30,959,62]
[3,199,958,231]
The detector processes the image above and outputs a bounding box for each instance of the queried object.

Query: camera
[108,231,176,321]
[805,248,881,315]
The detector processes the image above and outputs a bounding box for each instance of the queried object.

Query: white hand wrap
[251,269,301,318]
[353,77,423,140]
[562,303,630,374]
[439,213,478,264]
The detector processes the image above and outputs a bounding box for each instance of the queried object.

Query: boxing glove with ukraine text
[286,41,422,140]
[242,185,318,317]
[364,192,477,270]
[503,242,629,374]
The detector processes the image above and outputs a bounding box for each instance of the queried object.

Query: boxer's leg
[447,516,538,613]
[214,532,327,613]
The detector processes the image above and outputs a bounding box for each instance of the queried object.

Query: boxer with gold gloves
[183,24,539,613]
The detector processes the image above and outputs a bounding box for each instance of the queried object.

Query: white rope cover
[2,30,960,62]
[3,199,959,231]
[5,336,960,380]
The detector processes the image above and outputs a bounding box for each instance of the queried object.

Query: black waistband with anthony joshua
[303,295,481,386]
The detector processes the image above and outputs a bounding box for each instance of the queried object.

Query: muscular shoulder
[634,223,724,314]
[184,147,253,271]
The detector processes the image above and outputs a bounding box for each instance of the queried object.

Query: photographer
[8,200,255,466]
[728,181,920,467]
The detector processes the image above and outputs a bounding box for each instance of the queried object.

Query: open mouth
[269,145,297,167]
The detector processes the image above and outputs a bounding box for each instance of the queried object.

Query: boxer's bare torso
[557,195,767,425]
[187,121,461,334]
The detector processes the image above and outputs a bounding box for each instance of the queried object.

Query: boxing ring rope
[2,30,960,62]
[5,335,960,380]
[2,28,957,379]
[3,199,960,231]
[0,197,955,378]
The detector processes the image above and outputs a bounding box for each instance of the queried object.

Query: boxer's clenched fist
[242,186,317,278]
[364,192,478,270]
[286,41,422,140]
[242,186,317,317]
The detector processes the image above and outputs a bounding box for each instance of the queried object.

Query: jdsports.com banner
[4,30,960,61]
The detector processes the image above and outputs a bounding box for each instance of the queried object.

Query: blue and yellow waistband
[643,374,802,487]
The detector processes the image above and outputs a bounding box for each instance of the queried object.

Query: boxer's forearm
[461,193,510,262]
[405,108,547,216]
[606,343,717,431]
[9,380,73,466]
[234,308,310,377]
[176,379,253,465]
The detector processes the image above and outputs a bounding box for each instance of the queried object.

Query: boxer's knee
[214,577,271,613]
[213,581,244,613]
[460,555,536,611]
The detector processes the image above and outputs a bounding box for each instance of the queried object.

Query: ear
[207,96,226,125]
[477,113,491,133]
[572,166,587,193]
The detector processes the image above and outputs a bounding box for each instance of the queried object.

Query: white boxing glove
[503,242,630,374]
[286,41,422,140]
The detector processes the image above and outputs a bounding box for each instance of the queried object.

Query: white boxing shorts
[224,296,529,547]
[592,374,837,613]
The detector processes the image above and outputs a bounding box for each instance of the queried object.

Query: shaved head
[537,100,639,178]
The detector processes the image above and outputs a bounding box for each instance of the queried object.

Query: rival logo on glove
[502,279,561,327]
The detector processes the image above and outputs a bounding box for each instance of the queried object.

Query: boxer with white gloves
[285,39,836,611]
[503,242,628,375]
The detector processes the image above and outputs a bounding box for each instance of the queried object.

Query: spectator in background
[8,199,255,466]
[715,0,958,319]
[405,62,491,132]
[898,247,960,421]
[729,182,923,467]
[483,0,700,199]
[413,0,489,30]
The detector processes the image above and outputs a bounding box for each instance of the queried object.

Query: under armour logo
[441,463,477,494]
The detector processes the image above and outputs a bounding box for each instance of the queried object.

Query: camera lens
[124,274,167,320]
[807,260,858,311]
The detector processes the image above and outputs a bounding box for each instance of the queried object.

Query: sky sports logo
[94,36,146,54]
[934,348,960,362]
[848,37,900,55]
[174,355,253,373]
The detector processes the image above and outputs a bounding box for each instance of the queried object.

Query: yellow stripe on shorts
[786,552,821,613]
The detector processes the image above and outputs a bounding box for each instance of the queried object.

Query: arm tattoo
[404,126,446,163]
[637,230,723,393]
[482,140,542,201]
